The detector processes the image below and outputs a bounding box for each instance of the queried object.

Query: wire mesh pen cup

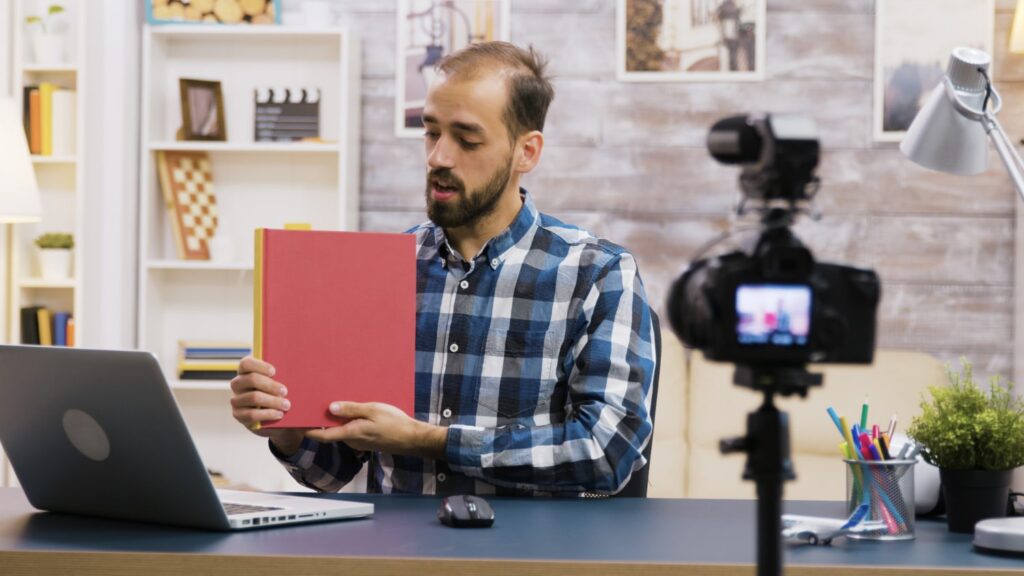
[844,458,916,540]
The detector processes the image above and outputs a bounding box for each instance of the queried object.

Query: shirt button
[449,343,459,353]
[442,408,452,418]
[459,280,469,290]
[437,473,447,482]
[490,258,499,269]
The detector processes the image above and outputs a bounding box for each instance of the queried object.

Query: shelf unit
[4,0,87,489]
[137,25,361,491]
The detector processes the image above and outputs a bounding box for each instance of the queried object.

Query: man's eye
[460,140,481,149]
[425,131,439,140]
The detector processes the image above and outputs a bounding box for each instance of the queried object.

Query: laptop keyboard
[223,502,284,516]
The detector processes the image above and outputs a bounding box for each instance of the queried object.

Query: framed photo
[145,0,281,25]
[874,0,994,142]
[616,0,766,82]
[179,78,226,142]
[395,0,512,138]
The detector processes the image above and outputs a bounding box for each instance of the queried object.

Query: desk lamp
[0,97,42,487]
[900,48,1024,553]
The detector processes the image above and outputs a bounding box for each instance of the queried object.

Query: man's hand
[305,402,448,460]
[230,356,304,456]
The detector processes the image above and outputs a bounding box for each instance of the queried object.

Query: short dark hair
[436,41,555,141]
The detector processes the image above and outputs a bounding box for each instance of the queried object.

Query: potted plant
[34,232,74,280]
[25,4,67,65]
[907,358,1024,533]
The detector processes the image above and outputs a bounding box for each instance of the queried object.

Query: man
[230,42,656,496]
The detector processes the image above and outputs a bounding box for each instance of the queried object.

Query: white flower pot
[31,33,67,66]
[39,249,72,280]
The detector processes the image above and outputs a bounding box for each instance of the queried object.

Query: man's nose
[427,137,456,169]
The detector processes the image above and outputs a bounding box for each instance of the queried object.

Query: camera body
[668,113,880,367]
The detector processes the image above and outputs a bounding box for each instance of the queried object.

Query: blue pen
[826,407,845,438]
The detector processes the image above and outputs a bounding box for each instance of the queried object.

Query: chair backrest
[613,310,661,497]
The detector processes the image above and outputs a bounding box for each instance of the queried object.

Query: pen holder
[844,459,916,540]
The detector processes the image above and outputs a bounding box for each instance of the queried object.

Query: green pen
[860,397,869,430]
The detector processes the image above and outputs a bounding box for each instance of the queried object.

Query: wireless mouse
[437,495,495,527]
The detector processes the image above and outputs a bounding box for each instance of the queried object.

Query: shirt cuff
[445,424,487,475]
[268,436,319,470]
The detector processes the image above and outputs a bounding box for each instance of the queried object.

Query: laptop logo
[62,409,110,462]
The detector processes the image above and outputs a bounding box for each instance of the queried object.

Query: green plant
[25,4,64,34]
[34,232,73,250]
[907,358,1024,471]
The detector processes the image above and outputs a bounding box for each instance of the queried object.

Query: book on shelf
[254,228,415,428]
[28,88,40,154]
[23,83,74,156]
[20,306,74,346]
[39,82,53,156]
[177,340,251,380]
[50,89,76,156]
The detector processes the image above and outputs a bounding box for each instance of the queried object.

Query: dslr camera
[667,114,880,368]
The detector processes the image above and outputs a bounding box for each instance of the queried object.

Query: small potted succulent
[34,232,74,280]
[907,359,1024,533]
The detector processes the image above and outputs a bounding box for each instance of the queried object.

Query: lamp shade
[899,47,991,176]
[0,98,41,223]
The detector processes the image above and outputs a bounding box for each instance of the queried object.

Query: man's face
[422,72,516,229]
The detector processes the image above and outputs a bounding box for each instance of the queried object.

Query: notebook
[0,345,373,531]
[254,228,416,428]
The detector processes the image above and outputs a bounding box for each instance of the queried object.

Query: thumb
[329,401,372,419]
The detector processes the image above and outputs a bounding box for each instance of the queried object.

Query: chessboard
[155,150,219,260]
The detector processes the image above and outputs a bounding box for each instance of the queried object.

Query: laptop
[0,345,373,530]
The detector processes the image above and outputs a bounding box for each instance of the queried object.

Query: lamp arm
[983,113,1024,204]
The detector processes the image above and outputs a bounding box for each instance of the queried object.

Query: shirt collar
[432,188,539,270]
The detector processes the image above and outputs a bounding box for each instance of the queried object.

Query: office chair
[612,309,661,498]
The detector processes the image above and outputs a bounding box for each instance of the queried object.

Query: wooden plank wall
[329,0,1023,381]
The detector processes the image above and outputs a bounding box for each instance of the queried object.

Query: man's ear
[515,130,545,174]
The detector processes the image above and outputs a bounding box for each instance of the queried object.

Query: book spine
[20,307,40,345]
[29,89,41,155]
[51,90,76,156]
[37,308,53,346]
[254,228,265,359]
[66,316,75,347]
[40,82,54,156]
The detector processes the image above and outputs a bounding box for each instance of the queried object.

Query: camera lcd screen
[736,284,811,347]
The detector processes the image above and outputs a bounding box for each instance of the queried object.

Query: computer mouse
[437,495,495,527]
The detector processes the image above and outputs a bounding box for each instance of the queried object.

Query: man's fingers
[230,390,291,412]
[230,372,287,397]
[233,408,285,427]
[237,356,276,377]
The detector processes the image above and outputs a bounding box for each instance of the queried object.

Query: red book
[254,229,415,428]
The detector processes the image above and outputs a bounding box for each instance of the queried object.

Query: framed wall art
[617,0,766,82]
[395,0,511,138]
[874,0,994,142]
[179,78,226,141]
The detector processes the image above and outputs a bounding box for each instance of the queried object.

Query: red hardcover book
[255,228,416,428]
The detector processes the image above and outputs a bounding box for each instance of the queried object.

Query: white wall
[81,0,139,349]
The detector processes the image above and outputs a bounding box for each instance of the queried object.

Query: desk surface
[0,488,1021,575]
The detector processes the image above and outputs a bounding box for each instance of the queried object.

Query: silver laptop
[0,345,373,530]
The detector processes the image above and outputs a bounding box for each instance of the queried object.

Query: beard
[425,155,514,229]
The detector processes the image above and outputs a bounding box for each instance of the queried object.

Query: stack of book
[20,306,74,346]
[22,83,76,156]
[177,341,251,380]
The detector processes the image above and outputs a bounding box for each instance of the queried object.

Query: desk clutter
[177,340,251,380]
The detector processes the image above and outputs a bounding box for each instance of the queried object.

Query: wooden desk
[0,488,1019,575]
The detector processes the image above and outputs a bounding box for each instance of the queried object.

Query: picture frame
[616,0,766,82]
[179,78,227,142]
[395,0,512,139]
[873,0,994,142]
[145,0,282,25]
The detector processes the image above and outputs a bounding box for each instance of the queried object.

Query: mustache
[428,169,465,191]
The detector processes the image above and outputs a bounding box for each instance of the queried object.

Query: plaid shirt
[273,190,656,496]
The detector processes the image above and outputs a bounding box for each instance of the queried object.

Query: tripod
[720,365,822,576]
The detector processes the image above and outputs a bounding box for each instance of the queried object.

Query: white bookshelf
[137,25,361,491]
[5,0,87,488]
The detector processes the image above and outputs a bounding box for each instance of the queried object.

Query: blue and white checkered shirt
[273,190,656,496]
